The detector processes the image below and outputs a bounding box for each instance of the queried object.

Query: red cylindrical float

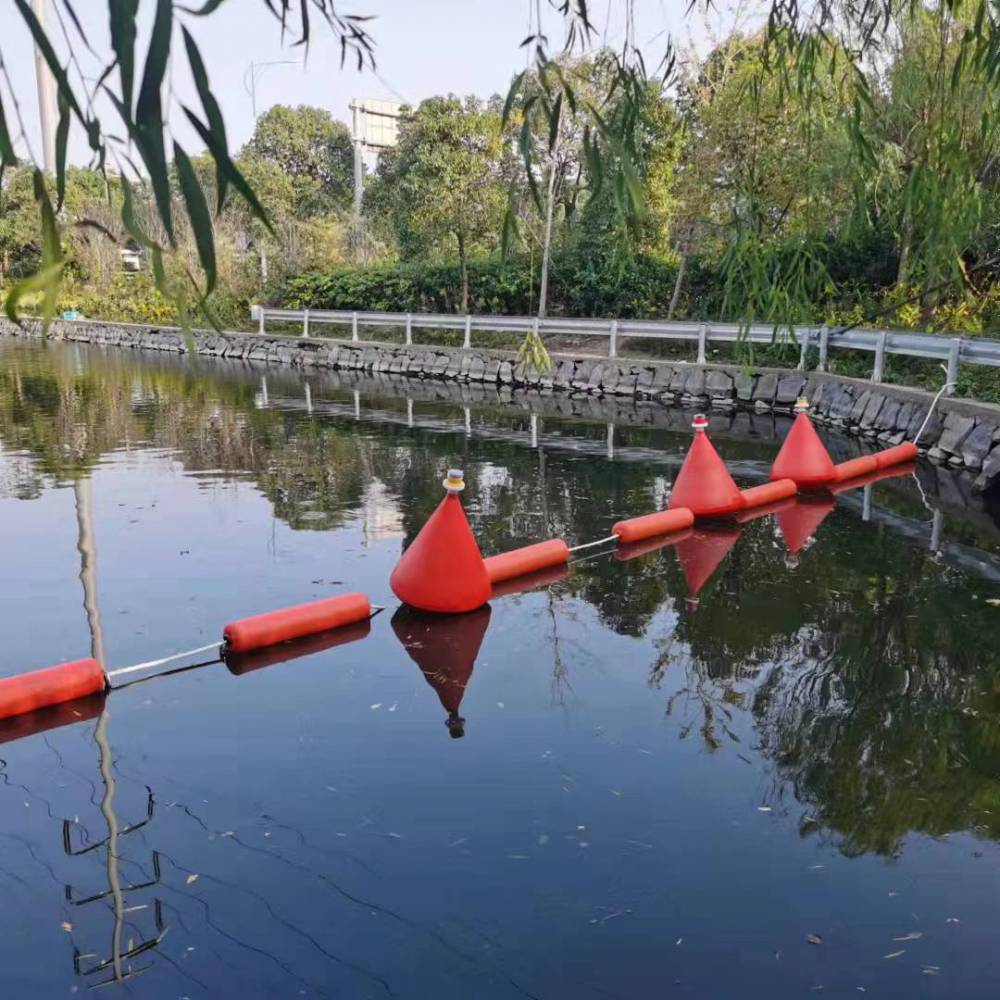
[224,618,371,675]
[873,442,919,469]
[833,454,879,482]
[740,478,798,509]
[0,659,106,722]
[613,528,693,561]
[485,539,569,584]
[223,592,371,654]
[829,462,916,495]
[490,562,569,599]
[613,507,695,544]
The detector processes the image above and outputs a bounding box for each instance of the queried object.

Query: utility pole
[32,0,57,175]
[351,100,365,262]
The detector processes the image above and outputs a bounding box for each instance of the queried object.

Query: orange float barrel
[223,592,371,654]
[390,469,493,614]
[873,442,919,469]
[485,539,569,584]
[832,454,879,482]
[770,399,837,489]
[740,478,798,509]
[613,507,695,544]
[668,415,745,518]
[0,659,106,721]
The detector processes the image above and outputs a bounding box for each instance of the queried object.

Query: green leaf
[182,106,274,234]
[174,141,217,295]
[181,27,229,213]
[0,95,17,182]
[502,70,525,125]
[132,0,174,242]
[55,88,70,209]
[108,0,139,112]
[179,0,230,12]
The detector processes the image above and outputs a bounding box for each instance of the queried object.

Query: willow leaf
[182,27,229,213]
[55,89,70,209]
[0,96,17,182]
[183,106,274,234]
[108,0,139,112]
[174,142,217,295]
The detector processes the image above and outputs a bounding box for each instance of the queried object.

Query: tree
[370,96,506,311]
[244,105,354,217]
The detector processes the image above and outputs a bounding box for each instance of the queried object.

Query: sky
[0,1,733,168]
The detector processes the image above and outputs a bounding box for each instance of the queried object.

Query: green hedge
[282,250,722,319]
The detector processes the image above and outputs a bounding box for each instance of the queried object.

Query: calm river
[2,337,999,998]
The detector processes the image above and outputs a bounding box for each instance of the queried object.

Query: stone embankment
[3,317,999,493]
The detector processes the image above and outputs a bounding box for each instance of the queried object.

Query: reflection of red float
[770,400,837,489]
[224,593,371,653]
[0,659,106,722]
[614,528,693,561]
[485,539,569,584]
[490,562,569,599]
[224,618,371,675]
[669,415,746,518]
[777,499,836,558]
[390,469,493,613]
[0,693,105,745]
[674,527,742,609]
[392,604,492,738]
[829,462,916,494]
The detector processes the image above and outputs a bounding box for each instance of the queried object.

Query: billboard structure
[350,98,405,260]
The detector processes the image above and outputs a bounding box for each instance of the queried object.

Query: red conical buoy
[392,605,492,738]
[770,398,837,489]
[674,527,742,609]
[668,415,745,518]
[777,499,835,560]
[390,469,493,614]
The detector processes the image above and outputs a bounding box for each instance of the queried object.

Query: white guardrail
[251,306,1000,391]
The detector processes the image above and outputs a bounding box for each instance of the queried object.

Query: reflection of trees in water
[652,520,1000,856]
[5,342,1000,861]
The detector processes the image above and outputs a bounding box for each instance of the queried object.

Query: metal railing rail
[253,305,1000,392]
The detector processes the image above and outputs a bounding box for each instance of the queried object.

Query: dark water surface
[2,338,1000,998]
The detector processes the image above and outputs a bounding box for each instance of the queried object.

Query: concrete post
[352,311,359,342]
[608,319,618,358]
[303,309,310,338]
[946,339,961,395]
[697,324,708,365]
[872,332,887,383]
[463,315,472,350]
[405,313,413,346]
[817,325,829,373]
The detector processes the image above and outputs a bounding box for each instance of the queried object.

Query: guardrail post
[405,313,413,346]
[947,338,961,395]
[697,324,708,365]
[302,308,310,338]
[608,319,618,358]
[817,324,829,372]
[258,307,265,336]
[351,311,360,342]
[463,315,472,349]
[872,331,887,383]
[798,328,812,370]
